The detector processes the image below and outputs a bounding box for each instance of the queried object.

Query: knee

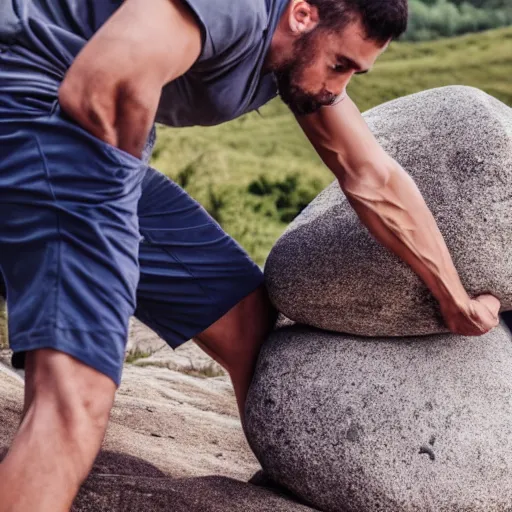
[24,349,115,460]
[231,286,277,346]
[196,286,277,372]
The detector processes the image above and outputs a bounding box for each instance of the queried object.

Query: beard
[274,32,338,116]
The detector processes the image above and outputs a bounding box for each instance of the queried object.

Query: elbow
[58,70,119,147]
[338,159,395,197]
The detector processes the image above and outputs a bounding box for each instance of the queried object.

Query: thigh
[0,110,144,385]
[135,167,264,348]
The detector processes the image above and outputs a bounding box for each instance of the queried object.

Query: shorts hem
[141,270,265,350]
[9,330,125,386]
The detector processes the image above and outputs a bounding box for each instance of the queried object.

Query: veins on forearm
[342,173,464,305]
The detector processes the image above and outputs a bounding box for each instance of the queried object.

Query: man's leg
[194,284,276,422]
[135,168,276,425]
[0,109,143,510]
[0,350,115,512]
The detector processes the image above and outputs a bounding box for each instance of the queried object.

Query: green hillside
[351,26,512,110]
[152,27,512,265]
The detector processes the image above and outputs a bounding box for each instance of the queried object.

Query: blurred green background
[406,0,512,41]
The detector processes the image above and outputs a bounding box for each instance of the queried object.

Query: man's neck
[263,0,292,73]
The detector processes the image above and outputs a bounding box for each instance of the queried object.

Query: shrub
[405,0,512,41]
[247,174,324,224]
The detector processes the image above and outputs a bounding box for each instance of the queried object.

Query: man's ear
[288,0,320,36]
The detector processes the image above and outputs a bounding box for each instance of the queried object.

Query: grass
[349,26,512,111]
[151,27,512,265]
[135,359,226,379]
[125,348,152,364]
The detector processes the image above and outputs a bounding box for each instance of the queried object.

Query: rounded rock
[265,86,512,336]
[245,324,512,512]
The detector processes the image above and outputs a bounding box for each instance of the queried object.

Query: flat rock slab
[0,363,24,447]
[265,86,512,336]
[103,364,258,480]
[1,361,300,509]
[73,473,317,512]
[0,337,254,481]
[246,324,512,512]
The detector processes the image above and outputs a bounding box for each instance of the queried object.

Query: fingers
[443,294,501,337]
[463,295,500,336]
[474,294,501,318]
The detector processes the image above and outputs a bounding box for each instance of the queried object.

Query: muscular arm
[298,96,499,335]
[59,0,202,157]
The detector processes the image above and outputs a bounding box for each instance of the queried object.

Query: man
[0,0,501,510]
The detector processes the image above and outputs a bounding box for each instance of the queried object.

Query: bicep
[59,0,202,152]
[61,0,203,108]
[94,0,203,83]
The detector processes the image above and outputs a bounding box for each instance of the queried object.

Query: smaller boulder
[246,324,512,512]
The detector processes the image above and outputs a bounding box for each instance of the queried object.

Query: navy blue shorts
[0,48,263,386]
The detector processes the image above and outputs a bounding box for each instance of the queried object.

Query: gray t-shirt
[1,0,288,127]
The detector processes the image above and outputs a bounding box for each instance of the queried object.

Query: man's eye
[331,64,347,73]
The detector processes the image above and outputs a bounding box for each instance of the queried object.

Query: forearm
[338,159,469,309]
[298,97,498,334]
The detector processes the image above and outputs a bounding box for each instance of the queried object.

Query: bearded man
[0,0,501,510]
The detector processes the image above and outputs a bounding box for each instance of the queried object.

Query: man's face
[275,20,389,116]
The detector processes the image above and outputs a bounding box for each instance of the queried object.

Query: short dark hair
[307,0,408,43]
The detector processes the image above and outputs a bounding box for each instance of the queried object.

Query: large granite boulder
[265,86,512,336]
[245,324,512,512]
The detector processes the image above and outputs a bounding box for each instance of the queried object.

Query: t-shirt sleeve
[180,0,267,63]
[0,2,22,43]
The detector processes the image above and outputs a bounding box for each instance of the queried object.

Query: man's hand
[441,294,500,336]
[297,96,501,336]
[58,0,202,158]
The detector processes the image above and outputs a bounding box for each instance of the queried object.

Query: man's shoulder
[183,0,269,62]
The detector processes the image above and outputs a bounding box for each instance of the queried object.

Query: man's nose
[329,71,354,97]
[338,71,354,95]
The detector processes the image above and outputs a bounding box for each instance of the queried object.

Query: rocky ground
[0,318,316,511]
